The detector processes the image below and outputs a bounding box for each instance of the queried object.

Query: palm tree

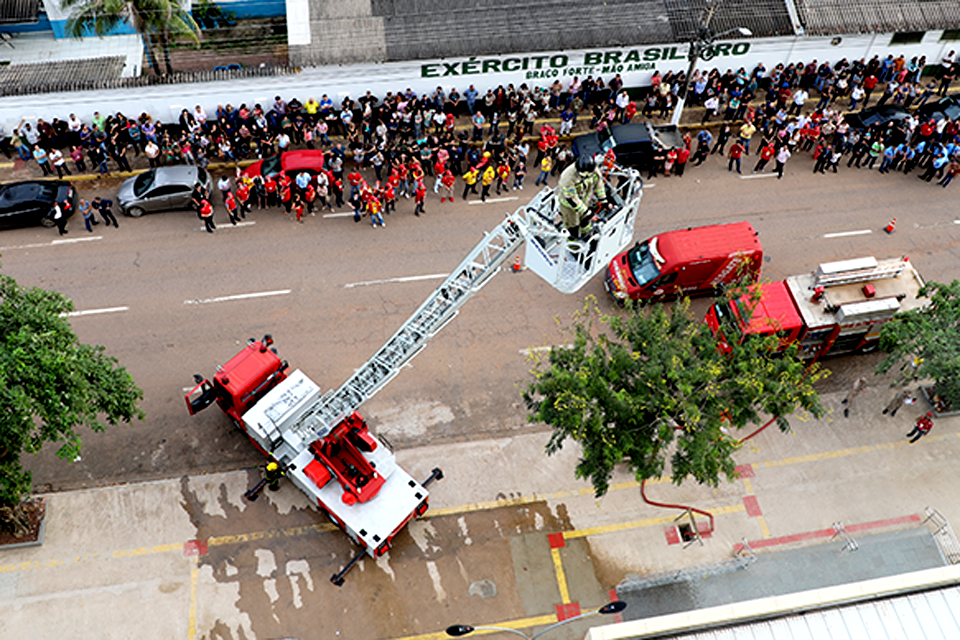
[62,0,201,76]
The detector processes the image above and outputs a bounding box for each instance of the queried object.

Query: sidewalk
[1,376,956,640]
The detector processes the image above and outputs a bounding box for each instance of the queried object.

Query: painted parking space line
[62,306,129,318]
[468,196,519,205]
[740,173,778,179]
[183,289,291,305]
[823,229,872,238]
[519,344,572,356]
[195,221,256,231]
[343,273,447,289]
[1,236,102,251]
[322,212,354,218]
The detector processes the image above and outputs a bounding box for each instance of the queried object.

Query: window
[941,30,960,42]
[890,32,925,46]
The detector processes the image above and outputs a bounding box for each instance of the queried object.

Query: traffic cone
[884,218,897,234]
[511,256,522,273]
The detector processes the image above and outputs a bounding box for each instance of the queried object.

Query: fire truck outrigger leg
[331,547,367,587]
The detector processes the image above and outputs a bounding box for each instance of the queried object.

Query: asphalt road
[1,149,957,495]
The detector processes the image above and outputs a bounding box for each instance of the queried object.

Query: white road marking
[954,220,960,225]
[740,173,778,179]
[52,236,104,244]
[1,236,102,251]
[183,289,291,305]
[468,196,519,206]
[519,343,573,356]
[344,273,447,289]
[196,221,256,231]
[62,306,129,318]
[322,212,354,218]
[823,229,872,238]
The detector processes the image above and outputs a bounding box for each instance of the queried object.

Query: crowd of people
[5,47,960,231]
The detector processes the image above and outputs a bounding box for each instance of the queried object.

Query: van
[604,221,762,302]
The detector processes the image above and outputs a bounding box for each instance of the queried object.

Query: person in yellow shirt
[535,154,553,186]
[305,97,320,123]
[462,166,479,200]
[738,121,757,155]
[480,165,496,201]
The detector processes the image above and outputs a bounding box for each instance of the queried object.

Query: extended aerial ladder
[189,165,643,583]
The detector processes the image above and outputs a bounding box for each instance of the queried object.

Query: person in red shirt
[280,184,292,213]
[304,184,316,215]
[394,164,409,198]
[414,179,426,216]
[675,145,690,177]
[440,170,456,203]
[664,148,678,176]
[727,141,744,174]
[347,170,364,200]
[200,199,215,233]
[862,74,879,106]
[236,182,250,218]
[753,142,776,173]
[293,197,305,223]
[433,159,446,193]
[383,182,396,214]
[263,176,278,207]
[906,412,934,443]
[624,101,637,122]
[224,192,240,225]
[495,162,510,195]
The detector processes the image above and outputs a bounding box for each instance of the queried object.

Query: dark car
[571,122,683,171]
[916,96,960,124]
[0,180,76,229]
[842,104,910,130]
[242,149,326,181]
[117,165,213,217]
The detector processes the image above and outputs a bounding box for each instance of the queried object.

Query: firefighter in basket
[558,154,607,239]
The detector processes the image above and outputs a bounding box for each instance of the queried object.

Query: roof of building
[0,0,39,25]
[0,56,127,94]
[795,0,960,36]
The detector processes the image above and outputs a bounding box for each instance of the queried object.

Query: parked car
[117,166,213,217]
[916,96,960,124]
[242,149,326,181]
[571,123,683,172]
[0,180,76,229]
[842,104,910,130]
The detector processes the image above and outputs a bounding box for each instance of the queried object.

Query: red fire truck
[705,256,926,360]
[185,165,645,585]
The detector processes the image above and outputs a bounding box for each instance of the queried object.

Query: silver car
[117,165,213,217]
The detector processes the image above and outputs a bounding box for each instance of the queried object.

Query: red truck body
[705,256,926,359]
[605,221,762,301]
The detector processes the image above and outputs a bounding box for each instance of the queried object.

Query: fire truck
[705,256,926,360]
[185,165,644,585]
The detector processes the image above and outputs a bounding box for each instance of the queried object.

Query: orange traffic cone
[884,218,897,234]
[511,256,522,272]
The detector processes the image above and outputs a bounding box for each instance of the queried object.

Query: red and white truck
[605,221,762,302]
[705,256,926,360]
[185,165,645,585]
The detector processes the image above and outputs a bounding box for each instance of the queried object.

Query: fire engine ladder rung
[287,216,528,445]
[816,263,907,288]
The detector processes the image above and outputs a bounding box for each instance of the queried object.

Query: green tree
[0,272,143,534]
[63,0,201,76]
[878,280,960,411]
[523,296,825,497]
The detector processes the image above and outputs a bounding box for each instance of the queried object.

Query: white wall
[0,32,954,131]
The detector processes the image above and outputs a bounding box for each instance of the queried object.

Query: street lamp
[446,601,627,640]
[670,0,752,125]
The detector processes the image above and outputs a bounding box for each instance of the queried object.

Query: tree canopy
[63,0,201,76]
[878,279,960,411]
[0,272,144,512]
[523,295,825,497]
